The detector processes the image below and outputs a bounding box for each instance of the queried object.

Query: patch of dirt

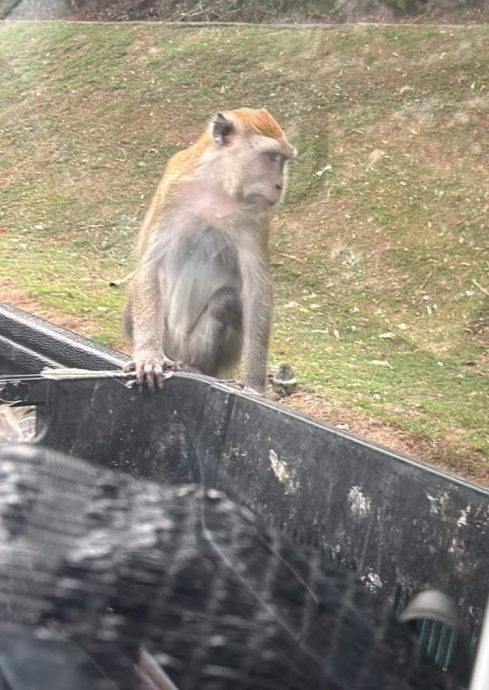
[0,280,98,334]
[279,390,489,486]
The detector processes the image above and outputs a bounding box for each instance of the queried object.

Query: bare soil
[0,280,100,335]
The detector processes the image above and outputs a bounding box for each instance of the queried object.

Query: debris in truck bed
[0,443,460,690]
[0,405,36,443]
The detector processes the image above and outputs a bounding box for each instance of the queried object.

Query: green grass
[0,21,488,478]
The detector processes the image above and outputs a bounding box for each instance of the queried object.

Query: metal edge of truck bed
[0,300,128,373]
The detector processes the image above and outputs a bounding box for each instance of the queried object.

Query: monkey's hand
[124,353,178,392]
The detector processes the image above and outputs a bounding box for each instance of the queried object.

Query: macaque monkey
[124,107,296,392]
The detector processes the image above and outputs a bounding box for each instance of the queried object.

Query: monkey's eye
[265,151,285,164]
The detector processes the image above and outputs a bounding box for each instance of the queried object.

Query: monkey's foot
[124,355,178,393]
[268,363,297,398]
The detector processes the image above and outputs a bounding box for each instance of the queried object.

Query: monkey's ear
[212,113,236,146]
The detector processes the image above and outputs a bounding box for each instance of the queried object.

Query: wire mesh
[0,444,460,690]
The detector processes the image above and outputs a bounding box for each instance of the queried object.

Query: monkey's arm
[125,267,176,391]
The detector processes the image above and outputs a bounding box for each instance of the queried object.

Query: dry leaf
[367,149,384,170]
[314,164,332,177]
[369,360,393,368]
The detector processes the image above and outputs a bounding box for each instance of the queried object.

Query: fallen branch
[279,252,307,265]
[472,278,489,298]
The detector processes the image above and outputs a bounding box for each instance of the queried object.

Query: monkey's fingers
[144,362,161,393]
[126,357,178,392]
[126,359,158,391]
[143,358,179,391]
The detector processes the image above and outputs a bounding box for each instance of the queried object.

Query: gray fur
[162,226,243,377]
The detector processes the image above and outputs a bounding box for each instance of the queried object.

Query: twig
[472,279,489,298]
[419,270,433,292]
[279,252,307,265]
[109,271,134,288]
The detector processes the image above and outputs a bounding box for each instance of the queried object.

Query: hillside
[0,22,488,481]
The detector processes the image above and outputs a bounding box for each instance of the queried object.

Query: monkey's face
[207,110,296,209]
[239,147,292,208]
[217,136,294,210]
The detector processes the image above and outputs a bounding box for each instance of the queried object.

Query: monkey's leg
[184,287,243,379]
[123,273,178,392]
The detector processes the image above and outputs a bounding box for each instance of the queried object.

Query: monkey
[123,108,296,393]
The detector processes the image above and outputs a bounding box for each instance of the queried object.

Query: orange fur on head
[225,108,296,157]
[231,108,286,139]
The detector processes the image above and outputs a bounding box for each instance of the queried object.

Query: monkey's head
[206,108,297,209]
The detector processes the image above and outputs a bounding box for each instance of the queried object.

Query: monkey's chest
[163,227,242,333]
[168,226,241,291]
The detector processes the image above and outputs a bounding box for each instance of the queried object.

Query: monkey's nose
[275,184,283,191]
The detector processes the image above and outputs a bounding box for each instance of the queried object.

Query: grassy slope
[0,22,488,478]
